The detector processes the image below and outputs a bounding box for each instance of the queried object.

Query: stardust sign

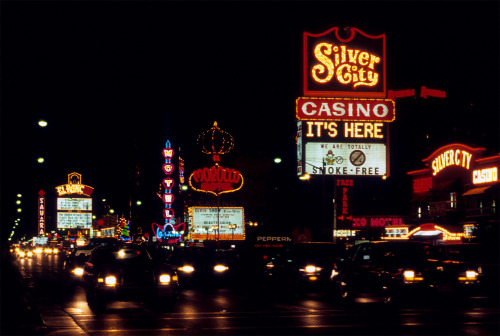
[305,142,387,176]
[303,27,386,97]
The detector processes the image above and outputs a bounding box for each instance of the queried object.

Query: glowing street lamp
[38,120,48,127]
[274,157,282,164]
[37,157,45,163]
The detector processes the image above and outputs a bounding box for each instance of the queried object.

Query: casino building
[405,143,499,242]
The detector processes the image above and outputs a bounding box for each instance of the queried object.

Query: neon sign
[304,121,385,139]
[38,190,45,236]
[55,172,94,196]
[152,222,185,243]
[473,167,498,184]
[419,144,486,177]
[303,27,386,97]
[297,98,394,122]
[189,165,244,196]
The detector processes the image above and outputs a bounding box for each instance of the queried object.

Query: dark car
[332,241,435,304]
[83,244,179,312]
[265,242,348,292]
[62,245,96,286]
[167,247,238,288]
[428,243,500,300]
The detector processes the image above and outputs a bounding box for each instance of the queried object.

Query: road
[2,253,499,336]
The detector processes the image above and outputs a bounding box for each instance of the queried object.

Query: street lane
[9,253,500,336]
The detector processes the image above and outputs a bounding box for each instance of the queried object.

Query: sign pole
[333,181,337,243]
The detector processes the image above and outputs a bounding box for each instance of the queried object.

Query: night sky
[2,1,499,242]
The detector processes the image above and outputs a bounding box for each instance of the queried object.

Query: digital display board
[305,142,387,176]
[189,207,244,240]
[57,198,92,211]
[57,212,92,229]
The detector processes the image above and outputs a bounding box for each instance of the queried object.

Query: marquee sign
[56,173,93,229]
[188,207,245,241]
[189,165,244,196]
[305,142,387,176]
[303,27,386,97]
[297,98,395,122]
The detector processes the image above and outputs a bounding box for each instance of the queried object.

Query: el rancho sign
[303,27,386,97]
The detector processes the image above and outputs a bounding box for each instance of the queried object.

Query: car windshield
[92,246,153,266]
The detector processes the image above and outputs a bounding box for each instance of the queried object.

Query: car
[63,245,96,286]
[332,241,436,304]
[83,244,179,312]
[428,243,499,301]
[167,247,238,288]
[264,242,348,293]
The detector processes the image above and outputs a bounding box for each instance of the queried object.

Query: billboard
[188,207,244,240]
[57,198,92,211]
[305,142,387,176]
[57,212,92,229]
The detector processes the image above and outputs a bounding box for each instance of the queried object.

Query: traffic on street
[2,241,499,336]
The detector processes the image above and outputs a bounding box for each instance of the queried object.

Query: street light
[37,157,45,163]
[274,157,282,164]
[38,120,48,127]
[228,224,237,240]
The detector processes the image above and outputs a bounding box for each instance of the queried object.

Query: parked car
[167,247,238,288]
[332,241,435,304]
[428,243,499,300]
[265,242,348,293]
[83,244,179,312]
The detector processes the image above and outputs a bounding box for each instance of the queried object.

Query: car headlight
[403,270,424,281]
[459,270,478,281]
[214,265,229,272]
[27,251,33,257]
[301,265,322,273]
[73,267,84,276]
[159,274,171,284]
[105,275,117,286]
[19,251,25,257]
[178,265,195,273]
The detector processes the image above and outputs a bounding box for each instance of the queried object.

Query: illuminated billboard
[303,27,386,97]
[57,212,92,229]
[305,142,387,176]
[188,207,244,240]
[56,172,93,229]
[57,198,92,211]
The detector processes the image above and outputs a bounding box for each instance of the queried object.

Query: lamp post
[228,224,236,240]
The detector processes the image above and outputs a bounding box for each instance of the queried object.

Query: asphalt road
[2,252,499,336]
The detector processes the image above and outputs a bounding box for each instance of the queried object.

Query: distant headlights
[214,265,229,273]
[178,266,195,273]
[403,270,424,282]
[300,265,322,273]
[459,270,479,281]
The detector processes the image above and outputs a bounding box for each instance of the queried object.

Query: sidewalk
[1,253,47,336]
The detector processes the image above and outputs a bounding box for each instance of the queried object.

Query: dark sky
[1,1,499,241]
